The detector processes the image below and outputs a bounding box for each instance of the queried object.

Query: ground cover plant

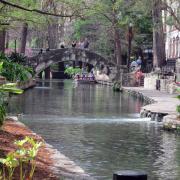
[0,136,42,180]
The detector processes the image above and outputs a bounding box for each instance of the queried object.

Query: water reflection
[8,80,180,180]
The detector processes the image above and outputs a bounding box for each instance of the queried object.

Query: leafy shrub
[8,52,26,65]
[0,54,34,82]
[177,87,180,92]
[0,53,7,61]
[176,105,180,114]
[0,83,23,94]
[0,102,6,127]
[0,83,23,127]
[0,60,33,82]
[0,136,42,180]
[113,81,122,92]
[0,55,27,127]
[64,67,82,77]
[177,94,180,100]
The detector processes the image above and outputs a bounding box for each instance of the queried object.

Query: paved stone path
[124,87,179,115]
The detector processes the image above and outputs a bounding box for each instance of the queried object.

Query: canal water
[8,80,180,180]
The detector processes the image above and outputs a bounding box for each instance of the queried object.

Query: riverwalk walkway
[123,87,179,116]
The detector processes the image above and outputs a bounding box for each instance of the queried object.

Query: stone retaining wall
[144,73,176,93]
[163,115,180,132]
[144,74,157,89]
[123,88,155,104]
[18,79,36,90]
[123,88,168,122]
[123,87,180,132]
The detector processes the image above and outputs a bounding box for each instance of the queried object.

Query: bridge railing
[29,48,56,57]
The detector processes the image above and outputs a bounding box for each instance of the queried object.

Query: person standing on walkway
[72,41,76,48]
[130,59,138,71]
[83,38,89,49]
[136,56,142,67]
[79,39,84,49]
[38,48,43,54]
[60,41,65,48]
[135,69,144,86]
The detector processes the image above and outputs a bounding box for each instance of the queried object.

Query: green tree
[135,0,166,67]
[71,0,139,79]
[0,0,85,53]
[134,0,179,68]
[161,0,180,31]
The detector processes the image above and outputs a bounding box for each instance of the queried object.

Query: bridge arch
[28,48,118,80]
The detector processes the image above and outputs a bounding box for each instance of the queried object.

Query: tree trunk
[5,31,9,49]
[47,19,59,49]
[0,28,6,53]
[112,6,123,80]
[114,28,122,66]
[20,23,28,54]
[36,31,44,48]
[152,0,166,68]
[114,27,123,80]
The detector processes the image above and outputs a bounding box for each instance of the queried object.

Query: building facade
[164,0,180,61]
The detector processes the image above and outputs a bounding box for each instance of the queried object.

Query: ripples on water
[8,80,180,180]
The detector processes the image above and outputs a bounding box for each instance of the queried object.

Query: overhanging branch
[0,0,78,18]
[161,2,180,31]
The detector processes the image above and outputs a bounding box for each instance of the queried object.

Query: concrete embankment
[95,82,179,121]
[1,117,94,180]
[18,78,36,90]
[83,79,180,131]
[123,87,180,131]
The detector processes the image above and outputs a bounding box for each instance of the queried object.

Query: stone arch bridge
[28,48,120,80]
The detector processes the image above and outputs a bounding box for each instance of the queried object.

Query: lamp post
[127,23,133,72]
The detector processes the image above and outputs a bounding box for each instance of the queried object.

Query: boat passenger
[90,72,95,80]
[82,73,86,80]
[85,74,89,80]
[75,74,80,79]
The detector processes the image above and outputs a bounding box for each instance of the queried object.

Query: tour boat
[74,76,96,84]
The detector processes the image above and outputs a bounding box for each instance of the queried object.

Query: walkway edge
[122,87,179,122]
